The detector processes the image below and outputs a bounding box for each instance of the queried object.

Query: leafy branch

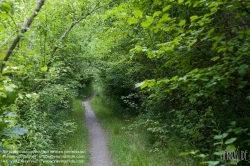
[0,0,46,73]
[30,1,113,92]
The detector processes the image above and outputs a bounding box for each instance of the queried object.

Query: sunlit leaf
[0,24,4,31]
[134,10,143,18]
[179,19,186,26]
[159,14,171,23]
[190,15,199,22]
[128,17,138,25]
[135,81,148,89]
[163,5,171,12]
[211,56,220,61]
[153,11,162,18]
[41,66,48,72]
[141,17,153,27]
[1,2,11,12]
[141,21,151,27]
[0,13,9,20]
[178,0,184,4]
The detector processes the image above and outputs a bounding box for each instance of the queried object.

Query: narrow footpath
[83,94,114,166]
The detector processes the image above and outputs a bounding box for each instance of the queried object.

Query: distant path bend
[83,92,114,166]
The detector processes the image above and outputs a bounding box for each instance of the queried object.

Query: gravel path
[83,93,114,166]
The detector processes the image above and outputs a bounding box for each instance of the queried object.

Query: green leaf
[5,112,17,117]
[49,67,56,72]
[214,133,228,139]
[225,138,237,144]
[207,28,215,37]
[193,1,201,7]
[211,56,220,61]
[0,24,4,31]
[5,84,17,92]
[230,121,236,126]
[230,159,238,165]
[153,11,162,18]
[141,17,153,27]
[0,146,7,151]
[189,94,197,102]
[159,14,171,23]
[163,5,171,12]
[135,81,147,89]
[128,17,139,25]
[41,66,48,72]
[141,21,151,27]
[8,125,28,135]
[196,154,206,158]
[26,94,32,98]
[238,64,249,76]
[179,19,186,26]
[199,22,204,26]
[190,15,199,22]
[0,13,9,20]
[0,122,8,130]
[201,161,220,166]
[1,2,11,12]
[226,144,236,152]
[147,79,156,87]
[134,10,143,18]
[178,0,184,4]
[135,46,142,51]
[188,40,197,47]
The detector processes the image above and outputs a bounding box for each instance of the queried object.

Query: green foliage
[91,96,199,166]
[1,0,250,164]
[0,0,98,163]
[59,100,89,166]
[86,0,250,165]
[14,86,77,151]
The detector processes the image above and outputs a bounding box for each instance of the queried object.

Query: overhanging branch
[0,0,46,73]
[30,1,113,92]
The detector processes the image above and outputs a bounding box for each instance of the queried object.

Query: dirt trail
[83,92,114,166]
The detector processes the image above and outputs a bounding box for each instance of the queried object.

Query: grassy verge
[58,99,89,166]
[90,96,199,166]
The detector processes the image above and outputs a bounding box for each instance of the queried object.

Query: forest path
[82,92,114,166]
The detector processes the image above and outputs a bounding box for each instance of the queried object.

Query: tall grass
[58,100,89,166]
[90,96,199,166]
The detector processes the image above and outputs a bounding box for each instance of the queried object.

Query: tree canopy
[1,0,250,165]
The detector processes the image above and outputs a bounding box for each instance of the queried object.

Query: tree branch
[50,2,110,58]
[0,0,46,73]
[30,2,113,92]
[0,32,15,49]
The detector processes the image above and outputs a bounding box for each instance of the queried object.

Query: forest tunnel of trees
[0,0,250,165]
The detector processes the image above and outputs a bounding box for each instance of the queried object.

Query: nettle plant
[181,121,250,166]
[0,77,28,151]
[115,0,250,164]
[15,84,78,150]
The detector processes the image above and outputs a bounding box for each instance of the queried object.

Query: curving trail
[83,93,114,166]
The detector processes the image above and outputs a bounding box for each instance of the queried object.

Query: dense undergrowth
[90,1,250,165]
[91,95,199,166]
[59,100,89,166]
[1,0,250,165]
[0,0,94,165]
